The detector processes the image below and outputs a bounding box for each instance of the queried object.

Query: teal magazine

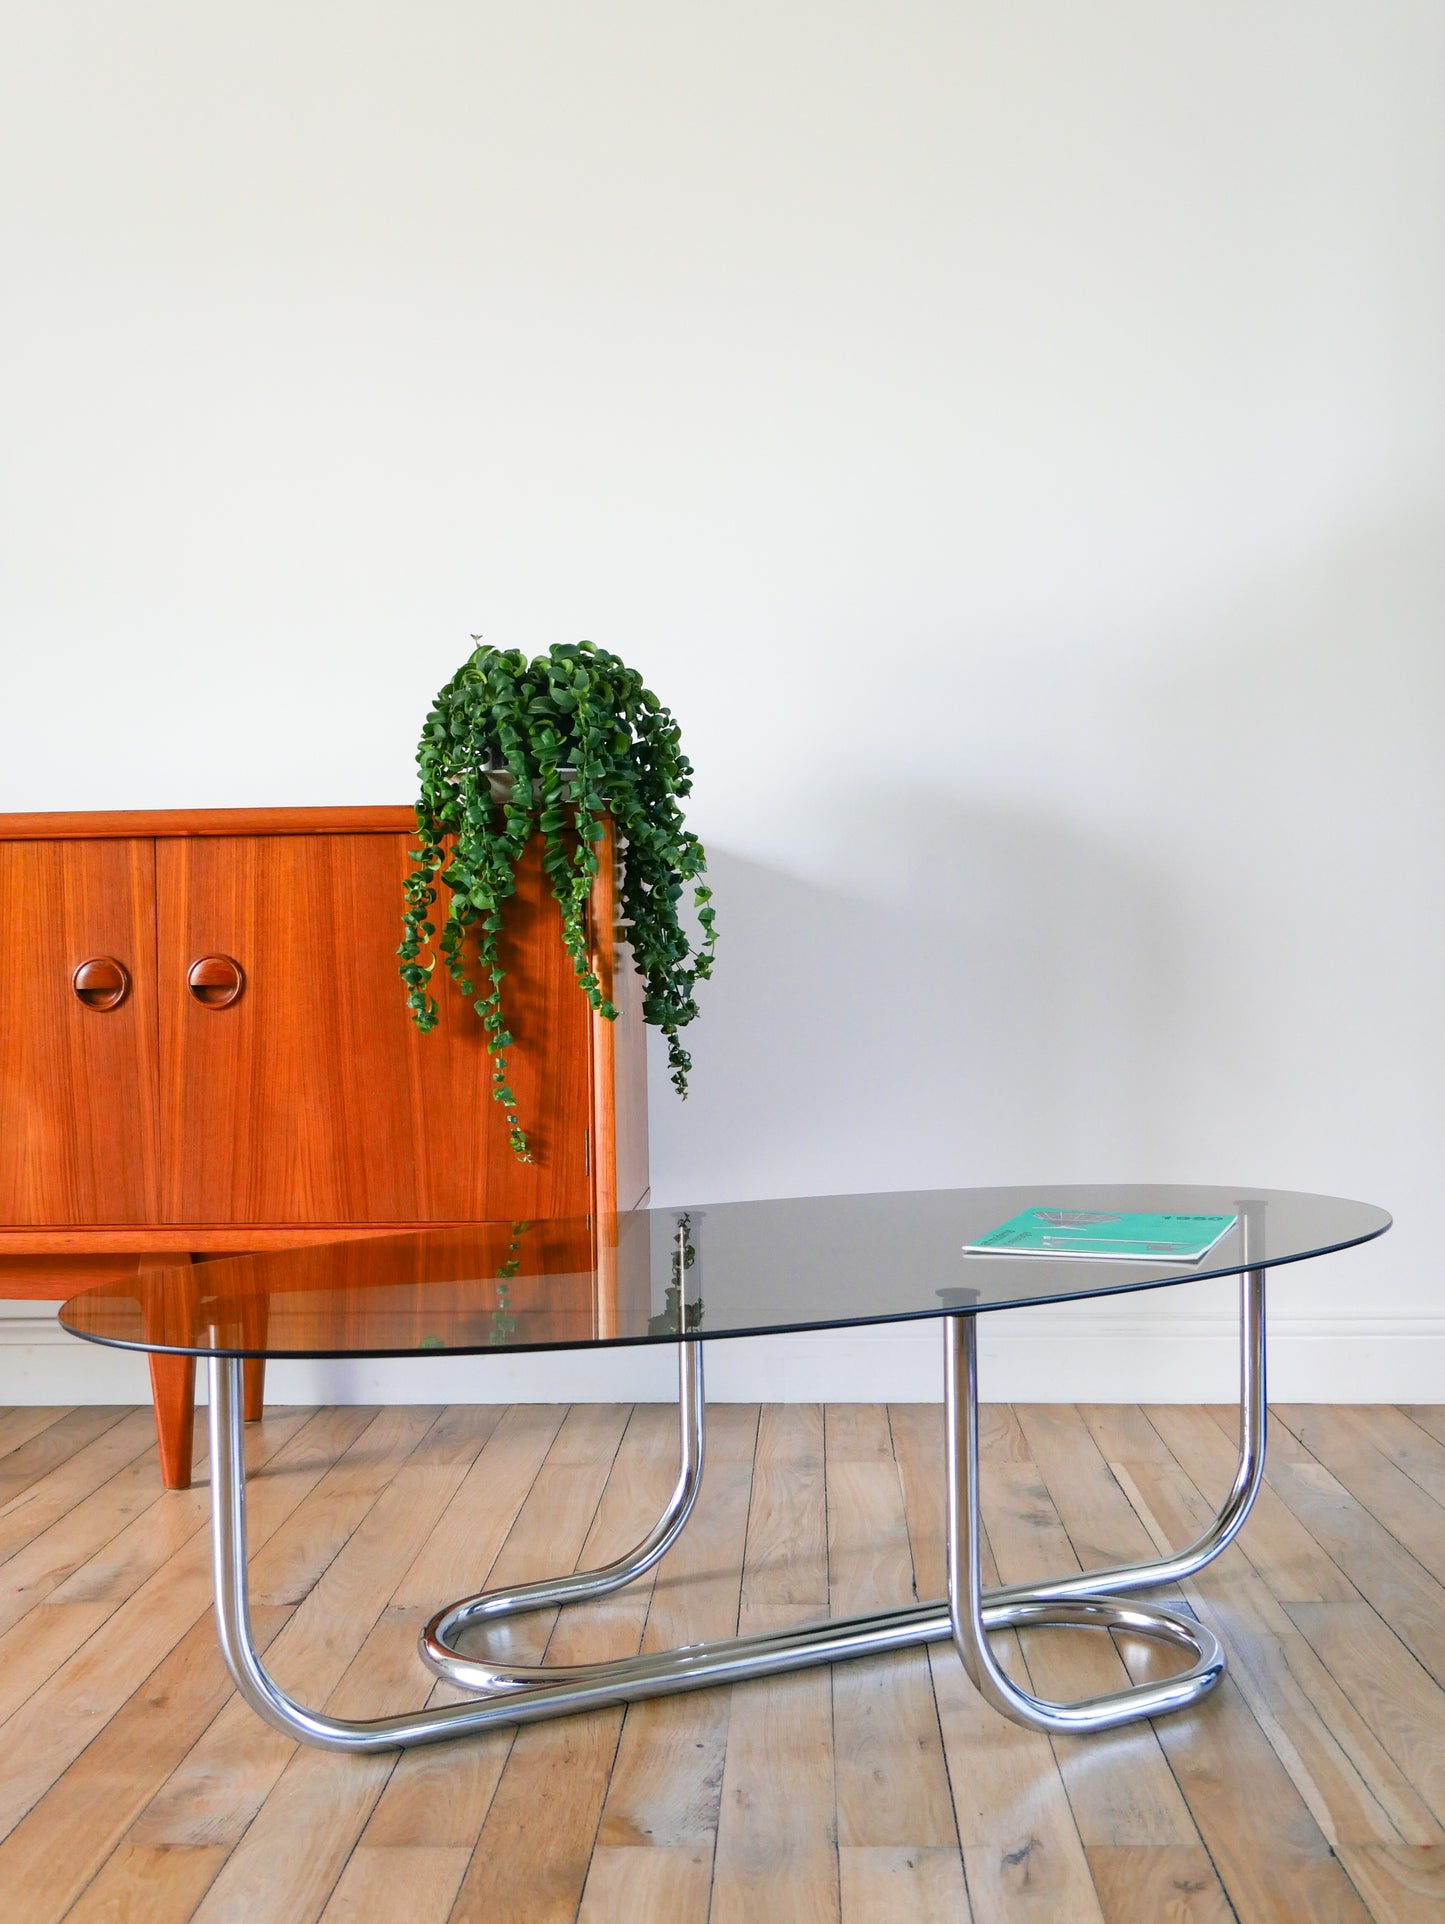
[964,1208,1238,1264]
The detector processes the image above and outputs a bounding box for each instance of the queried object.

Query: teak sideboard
[0,806,649,1485]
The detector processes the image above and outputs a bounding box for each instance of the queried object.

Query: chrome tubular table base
[206,1271,1264,1752]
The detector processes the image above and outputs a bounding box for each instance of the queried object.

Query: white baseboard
[2,1306,1441,1405]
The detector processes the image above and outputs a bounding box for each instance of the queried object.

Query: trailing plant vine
[398,640,716,1159]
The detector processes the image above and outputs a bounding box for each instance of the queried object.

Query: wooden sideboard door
[155,832,592,1224]
[0,840,160,1223]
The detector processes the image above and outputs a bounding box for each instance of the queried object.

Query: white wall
[2,2,1442,1401]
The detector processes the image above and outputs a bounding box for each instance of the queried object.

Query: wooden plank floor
[0,1401,1442,1924]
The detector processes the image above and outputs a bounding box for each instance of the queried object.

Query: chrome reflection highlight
[419,1337,705,1690]
[945,1311,1224,1732]
[206,1266,1265,1752]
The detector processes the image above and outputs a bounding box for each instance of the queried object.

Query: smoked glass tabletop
[57,1186,1390,1362]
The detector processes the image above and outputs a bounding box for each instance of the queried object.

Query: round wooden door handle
[72,956,130,1011]
[187,954,245,1008]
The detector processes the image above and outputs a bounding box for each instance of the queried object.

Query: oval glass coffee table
[60,1184,1389,1753]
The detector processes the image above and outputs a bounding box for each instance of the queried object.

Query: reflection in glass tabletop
[58,1184,1390,1360]
[54,1181,1391,1753]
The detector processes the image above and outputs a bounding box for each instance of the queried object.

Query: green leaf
[401,637,717,1147]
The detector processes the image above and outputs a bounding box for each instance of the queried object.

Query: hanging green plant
[398,640,717,1160]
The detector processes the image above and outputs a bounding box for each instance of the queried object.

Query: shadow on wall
[648,507,1442,1323]
[647,783,1189,1206]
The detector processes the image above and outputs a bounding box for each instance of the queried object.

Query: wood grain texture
[179,1410,502,1924]
[0,814,632,1240]
[0,1406,127,1509]
[0,839,160,1225]
[839,1846,971,1923]
[0,807,416,840]
[1002,1404,1207,1857]
[825,1405,959,1859]
[1337,1844,1445,1922]
[0,1406,73,1458]
[1085,1846,1234,1923]
[888,1401,1108,1924]
[1275,1404,1445,1589]
[0,1254,144,1298]
[2,1397,1438,1924]
[128,1408,443,1859]
[0,1226,455,1253]
[592,1402,757,1888]
[64,1842,229,1923]
[156,831,592,1225]
[1340,1405,1445,1509]
[0,1408,162,1596]
[1140,1404,1358,1605]
[587,817,619,1245]
[710,1403,839,1924]
[1102,1430,1440,1850]
[318,1844,470,1924]
[356,1403,566,1857]
[1221,1405,1445,1688]
[142,1254,198,1489]
[444,1405,636,1924]
[578,1844,713,1923]
[0,807,646,1506]
[1284,1601,1445,1830]
[0,1413,312,1734]
[0,1410,339,1916]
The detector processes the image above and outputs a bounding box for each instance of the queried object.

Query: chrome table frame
[204,1265,1265,1751]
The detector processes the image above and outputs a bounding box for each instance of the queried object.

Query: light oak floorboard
[889,1402,1102,1924]
[593,1402,757,1865]
[65,1844,230,1924]
[1401,1406,1445,1450]
[319,1845,471,1924]
[0,1401,1433,1923]
[124,1404,422,1855]
[0,1409,129,1511]
[1139,1403,1358,1604]
[1337,1405,1445,1510]
[0,1417,374,1920]
[1105,1437,1439,1850]
[1276,1405,1445,1588]
[839,1844,971,1922]
[181,1406,503,1924]
[0,1409,314,1727]
[710,1403,840,1924]
[1216,1406,1445,1687]
[1085,1845,1235,1924]
[1284,1601,1445,1829]
[356,1403,568,1855]
[0,1406,73,1463]
[826,1404,958,1857]
[0,1410,167,1593]
[445,1404,637,1924]
[1128,1411,1382,1921]
[577,1844,712,1922]
[1006,1403,1211,1855]
[1337,1843,1445,1923]
[0,1407,351,1857]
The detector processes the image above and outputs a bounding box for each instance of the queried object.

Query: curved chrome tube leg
[988,1264,1267,1612]
[209,1347,776,1752]
[205,1270,1261,1751]
[945,1313,1225,1732]
[419,1339,705,1690]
